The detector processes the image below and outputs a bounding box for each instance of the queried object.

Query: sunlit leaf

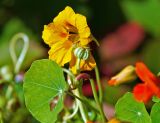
[150,102,160,123]
[23,59,67,123]
[115,92,151,123]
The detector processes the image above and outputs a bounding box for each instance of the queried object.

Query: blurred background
[0,0,160,122]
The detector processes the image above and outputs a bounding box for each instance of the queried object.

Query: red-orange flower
[133,62,160,103]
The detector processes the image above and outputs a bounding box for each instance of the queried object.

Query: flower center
[65,22,80,43]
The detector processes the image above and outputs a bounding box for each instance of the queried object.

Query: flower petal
[135,62,159,94]
[136,62,158,83]
[75,14,91,45]
[133,83,153,103]
[49,41,72,66]
[53,6,76,26]
[70,54,96,74]
[80,54,96,71]
[42,23,68,46]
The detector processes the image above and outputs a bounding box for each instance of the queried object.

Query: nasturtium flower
[42,6,96,73]
[133,62,160,103]
[108,65,136,86]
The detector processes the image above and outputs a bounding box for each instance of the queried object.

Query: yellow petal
[49,41,72,66]
[42,23,68,46]
[70,54,96,74]
[75,14,91,45]
[75,14,88,31]
[80,54,96,71]
[80,37,92,46]
[53,6,76,26]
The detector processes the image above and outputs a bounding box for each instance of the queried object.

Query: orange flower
[133,62,160,103]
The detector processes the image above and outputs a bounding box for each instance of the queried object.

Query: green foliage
[142,40,160,74]
[115,92,151,123]
[23,59,67,123]
[152,96,160,103]
[0,18,36,43]
[150,102,160,123]
[0,18,46,68]
[121,0,160,37]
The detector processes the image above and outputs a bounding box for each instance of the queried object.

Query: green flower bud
[74,47,90,60]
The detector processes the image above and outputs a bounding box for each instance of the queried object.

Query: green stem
[89,79,106,122]
[65,91,99,113]
[63,68,75,79]
[9,33,29,74]
[63,101,79,121]
[76,58,81,74]
[63,68,75,87]
[92,36,100,46]
[72,57,88,122]
[5,85,13,100]
[0,112,3,123]
[95,66,103,103]
[72,88,88,122]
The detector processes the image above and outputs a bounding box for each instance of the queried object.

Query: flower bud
[108,65,136,86]
[0,65,13,82]
[74,47,90,60]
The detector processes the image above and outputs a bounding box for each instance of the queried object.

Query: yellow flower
[42,6,96,72]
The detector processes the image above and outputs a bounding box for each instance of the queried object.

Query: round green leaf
[151,102,160,123]
[115,92,151,123]
[23,59,67,123]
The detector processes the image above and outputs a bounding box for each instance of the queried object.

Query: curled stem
[92,36,100,47]
[63,68,76,87]
[9,33,29,74]
[89,79,106,122]
[73,88,88,122]
[68,58,89,122]
[95,66,103,103]
[63,68,75,79]
[63,101,79,121]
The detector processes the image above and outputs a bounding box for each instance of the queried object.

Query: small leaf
[150,102,160,123]
[23,59,67,123]
[115,92,151,123]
